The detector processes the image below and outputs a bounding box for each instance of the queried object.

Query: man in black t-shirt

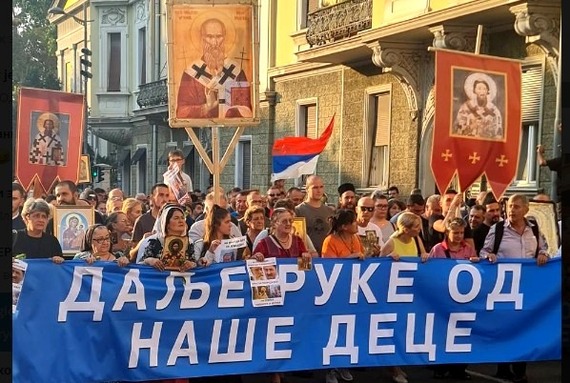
[472,193,502,255]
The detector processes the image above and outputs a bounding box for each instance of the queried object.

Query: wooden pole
[184,125,245,206]
[33,178,43,198]
[212,126,221,205]
[474,25,483,54]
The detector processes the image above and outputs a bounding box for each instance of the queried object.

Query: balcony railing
[136,78,168,108]
[306,0,372,46]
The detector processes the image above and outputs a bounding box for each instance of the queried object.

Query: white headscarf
[152,204,187,245]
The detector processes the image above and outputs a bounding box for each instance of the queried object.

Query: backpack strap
[444,248,452,259]
[492,221,505,255]
[530,223,540,258]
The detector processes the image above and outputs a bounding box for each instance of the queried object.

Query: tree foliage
[13,0,61,94]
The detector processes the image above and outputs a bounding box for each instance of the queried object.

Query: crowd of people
[11,150,560,383]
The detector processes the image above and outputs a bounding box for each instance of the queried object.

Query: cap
[337,182,355,196]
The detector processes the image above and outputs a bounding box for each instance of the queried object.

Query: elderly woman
[139,204,196,272]
[106,211,133,254]
[73,224,129,266]
[121,197,143,232]
[252,207,311,262]
[12,198,64,263]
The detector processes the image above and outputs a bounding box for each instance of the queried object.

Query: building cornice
[269,62,340,82]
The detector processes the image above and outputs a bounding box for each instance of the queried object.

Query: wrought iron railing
[136,78,168,108]
[306,0,372,46]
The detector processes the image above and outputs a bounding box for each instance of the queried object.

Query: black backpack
[491,220,540,258]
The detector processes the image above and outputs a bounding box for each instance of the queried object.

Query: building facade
[50,0,561,200]
[262,0,561,200]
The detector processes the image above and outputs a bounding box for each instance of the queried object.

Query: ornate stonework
[101,7,127,26]
[510,3,559,58]
[510,3,560,84]
[367,41,426,120]
[135,1,147,24]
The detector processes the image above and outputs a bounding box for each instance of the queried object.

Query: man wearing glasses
[164,149,194,201]
[370,193,396,243]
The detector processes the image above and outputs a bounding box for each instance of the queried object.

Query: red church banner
[15,87,85,194]
[431,49,522,199]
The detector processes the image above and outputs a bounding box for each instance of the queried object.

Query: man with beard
[337,182,357,211]
[454,75,503,139]
[46,180,105,235]
[472,192,502,255]
[29,114,65,166]
[176,18,252,119]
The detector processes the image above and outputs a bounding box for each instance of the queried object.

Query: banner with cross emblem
[15,87,85,193]
[431,49,522,199]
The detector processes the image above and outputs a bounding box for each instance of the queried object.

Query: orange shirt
[322,234,365,258]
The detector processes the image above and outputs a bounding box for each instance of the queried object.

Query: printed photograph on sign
[13,259,28,314]
[29,111,69,166]
[166,1,258,127]
[451,69,506,142]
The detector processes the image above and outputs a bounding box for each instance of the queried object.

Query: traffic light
[80,47,93,79]
[91,165,99,180]
[98,170,105,183]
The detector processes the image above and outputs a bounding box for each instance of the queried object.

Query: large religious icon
[451,70,506,141]
[166,0,259,127]
[29,112,68,166]
[15,87,85,194]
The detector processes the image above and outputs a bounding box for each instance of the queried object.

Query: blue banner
[13,258,561,383]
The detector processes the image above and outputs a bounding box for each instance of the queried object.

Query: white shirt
[357,221,385,247]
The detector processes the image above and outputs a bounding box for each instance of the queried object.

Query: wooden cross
[441,149,453,162]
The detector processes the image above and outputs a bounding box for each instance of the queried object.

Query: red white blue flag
[271,115,334,181]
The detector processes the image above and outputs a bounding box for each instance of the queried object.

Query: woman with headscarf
[139,204,196,272]
[73,224,129,266]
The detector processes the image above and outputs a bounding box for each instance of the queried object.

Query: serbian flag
[431,49,522,199]
[15,87,85,194]
[271,115,334,181]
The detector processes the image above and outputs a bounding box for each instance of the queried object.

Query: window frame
[511,57,545,188]
[294,98,318,187]
[99,28,127,93]
[362,84,392,189]
[234,135,252,189]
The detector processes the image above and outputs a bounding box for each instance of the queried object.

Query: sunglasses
[359,206,375,212]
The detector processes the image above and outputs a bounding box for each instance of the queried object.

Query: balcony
[306,0,372,47]
[136,78,168,109]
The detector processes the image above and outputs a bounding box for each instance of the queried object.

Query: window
[235,137,252,189]
[297,101,317,138]
[364,84,392,189]
[515,63,543,185]
[107,33,122,92]
[298,0,320,29]
[138,28,146,86]
[65,61,73,93]
[295,99,318,186]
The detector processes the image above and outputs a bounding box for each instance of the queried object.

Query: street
[235,361,561,383]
